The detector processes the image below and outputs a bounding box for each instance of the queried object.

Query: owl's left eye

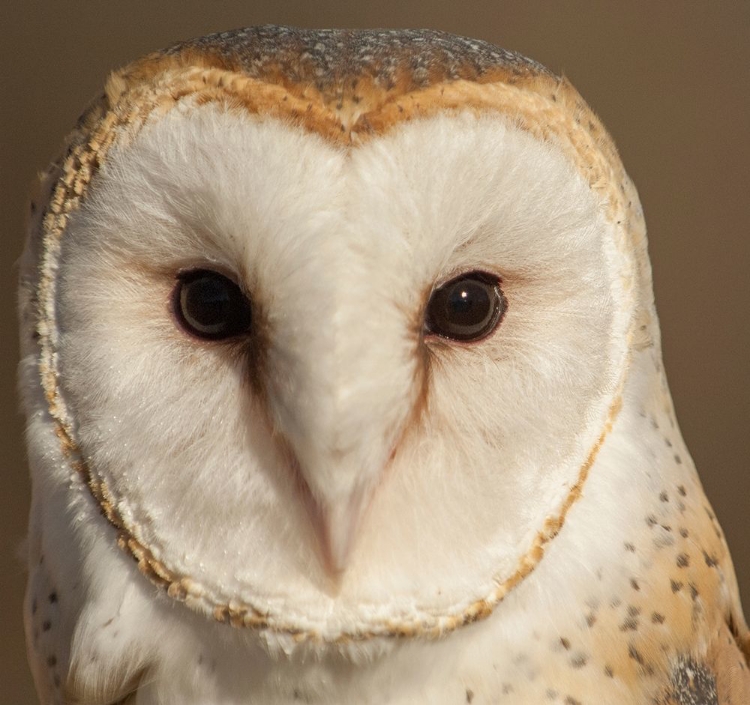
[173,270,252,340]
[424,272,506,343]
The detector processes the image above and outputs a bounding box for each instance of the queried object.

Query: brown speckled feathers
[159,26,551,101]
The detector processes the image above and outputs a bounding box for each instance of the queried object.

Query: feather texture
[19,26,748,704]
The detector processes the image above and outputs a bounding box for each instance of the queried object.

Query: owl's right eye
[173,270,252,340]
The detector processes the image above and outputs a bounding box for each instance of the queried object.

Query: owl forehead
[127,26,551,115]
[44,25,638,245]
[86,105,603,296]
[108,26,601,153]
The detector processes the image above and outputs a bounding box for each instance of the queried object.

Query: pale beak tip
[315,486,372,578]
[325,530,354,576]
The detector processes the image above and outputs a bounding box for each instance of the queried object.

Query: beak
[308,480,376,577]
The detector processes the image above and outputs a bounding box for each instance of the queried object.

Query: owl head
[20,26,652,644]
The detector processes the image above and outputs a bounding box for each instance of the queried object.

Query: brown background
[1,2,748,701]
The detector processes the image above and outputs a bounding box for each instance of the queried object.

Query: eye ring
[172,269,252,341]
[424,271,506,343]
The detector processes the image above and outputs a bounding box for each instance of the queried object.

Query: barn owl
[18,25,750,705]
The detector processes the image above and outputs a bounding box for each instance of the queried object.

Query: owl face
[18,26,650,652]
[48,95,632,638]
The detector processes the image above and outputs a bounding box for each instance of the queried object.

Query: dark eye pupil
[425,272,506,342]
[446,283,489,323]
[175,270,252,340]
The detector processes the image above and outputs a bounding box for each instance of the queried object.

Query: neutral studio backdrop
[1,2,748,701]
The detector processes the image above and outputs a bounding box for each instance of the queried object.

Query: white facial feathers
[52,103,626,634]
